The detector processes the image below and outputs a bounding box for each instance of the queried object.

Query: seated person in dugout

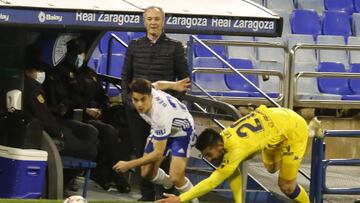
[23,56,99,191]
[43,38,130,193]
[113,78,199,203]
[158,105,310,203]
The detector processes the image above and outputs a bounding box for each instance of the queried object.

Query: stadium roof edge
[0,0,283,37]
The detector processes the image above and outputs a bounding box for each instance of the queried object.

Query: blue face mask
[36,72,46,84]
[74,54,85,69]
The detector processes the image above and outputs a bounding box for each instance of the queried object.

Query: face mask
[74,54,85,69]
[36,72,45,84]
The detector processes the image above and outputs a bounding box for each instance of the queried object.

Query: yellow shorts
[261,109,308,181]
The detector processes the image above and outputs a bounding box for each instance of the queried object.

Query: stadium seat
[256,37,285,63]
[256,76,280,98]
[317,35,348,66]
[295,62,342,100]
[352,13,360,37]
[287,34,316,64]
[324,0,355,15]
[194,35,227,59]
[341,63,360,100]
[355,0,360,13]
[349,63,360,94]
[296,0,324,14]
[266,0,294,11]
[322,10,352,38]
[166,33,190,46]
[273,10,291,37]
[129,32,146,40]
[225,58,258,92]
[192,57,229,92]
[98,54,125,77]
[99,31,129,54]
[348,36,360,64]
[290,9,321,37]
[222,36,256,60]
[317,62,352,95]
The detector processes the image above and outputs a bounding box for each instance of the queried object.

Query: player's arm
[113,138,167,172]
[152,77,190,92]
[229,168,243,203]
[179,150,246,202]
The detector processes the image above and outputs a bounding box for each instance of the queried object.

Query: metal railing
[188,35,289,107]
[289,44,360,109]
[310,130,360,203]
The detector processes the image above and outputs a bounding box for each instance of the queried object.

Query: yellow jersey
[179,105,308,202]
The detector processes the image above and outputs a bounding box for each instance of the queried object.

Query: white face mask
[36,72,45,84]
[75,54,85,68]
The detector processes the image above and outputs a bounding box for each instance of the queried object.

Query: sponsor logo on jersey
[177,148,185,154]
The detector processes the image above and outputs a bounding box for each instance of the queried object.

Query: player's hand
[86,108,101,119]
[174,77,191,92]
[156,193,181,203]
[112,161,131,173]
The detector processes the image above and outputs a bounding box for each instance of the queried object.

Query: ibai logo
[0,13,9,21]
[38,11,63,23]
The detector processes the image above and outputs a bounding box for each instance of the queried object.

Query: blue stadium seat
[322,10,352,38]
[266,0,294,11]
[98,54,125,77]
[194,35,227,59]
[317,62,352,95]
[129,32,146,40]
[287,34,316,64]
[296,0,324,14]
[324,0,355,15]
[348,36,360,64]
[355,0,360,13]
[99,31,129,54]
[349,63,360,94]
[225,58,258,92]
[317,35,348,66]
[291,9,321,37]
[192,57,229,92]
[341,63,360,100]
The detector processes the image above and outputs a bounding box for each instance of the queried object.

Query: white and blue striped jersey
[139,89,194,140]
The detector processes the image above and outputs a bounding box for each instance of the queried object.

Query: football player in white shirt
[113,78,199,203]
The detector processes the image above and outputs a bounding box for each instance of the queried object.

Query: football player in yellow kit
[157,105,310,203]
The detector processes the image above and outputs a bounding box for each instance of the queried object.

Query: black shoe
[91,164,112,191]
[138,195,155,201]
[112,171,131,193]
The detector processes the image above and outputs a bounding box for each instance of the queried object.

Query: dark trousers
[57,118,98,160]
[125,103,171,198]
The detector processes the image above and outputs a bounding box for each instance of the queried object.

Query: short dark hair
[195,128,222,151]
[129,78,152,95]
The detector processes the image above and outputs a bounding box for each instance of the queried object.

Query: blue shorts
[144,130,196,158]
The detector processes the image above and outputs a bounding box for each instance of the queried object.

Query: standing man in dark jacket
[45,38,130,193]
[121,6,190,201]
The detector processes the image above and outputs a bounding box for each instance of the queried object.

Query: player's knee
[141,167,154,180]
[169,173,184,186]
[278,180,296,196]
[265,164,279,174]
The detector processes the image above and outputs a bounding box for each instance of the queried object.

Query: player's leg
[278,118,309,203]
[262,147,282,174]
[141,137,173,189]
[168,134,199,203]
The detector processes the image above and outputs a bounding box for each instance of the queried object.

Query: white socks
[151,168,173,189]
[175,177,199,203]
